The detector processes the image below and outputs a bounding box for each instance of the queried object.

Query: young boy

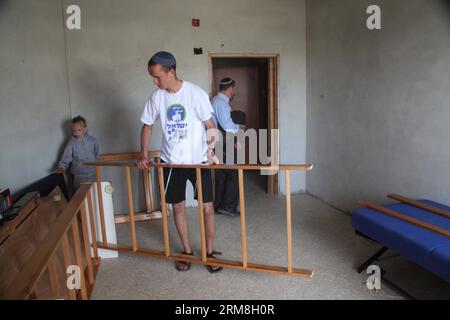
[55,116,99,192]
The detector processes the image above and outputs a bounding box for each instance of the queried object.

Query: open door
[209,54,279,195]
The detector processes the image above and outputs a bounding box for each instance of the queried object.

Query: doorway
[209,54,279,195]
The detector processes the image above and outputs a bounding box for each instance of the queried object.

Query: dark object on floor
[0,191,40,245]
[216,207,239,217]
[13,173,68,202]
[1,207,20,221]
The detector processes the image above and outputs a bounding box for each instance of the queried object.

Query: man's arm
[203,117,220,164]
[214,101,239,134]
[138,124,153,169]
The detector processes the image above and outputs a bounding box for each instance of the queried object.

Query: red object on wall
[192,19,200,27]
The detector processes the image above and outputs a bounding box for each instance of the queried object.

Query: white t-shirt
[140,81,214,164]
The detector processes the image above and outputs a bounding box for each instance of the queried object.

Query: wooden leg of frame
[62,233,76,300]
[196,168,207,263]
[285,171,293,273]
[238,169,248,268]
[157,167,171,256]
[86,190,99,263]
[125,167,138,252]
[96,167,107,245]
[80,202,95,284]
[71,219,88,300]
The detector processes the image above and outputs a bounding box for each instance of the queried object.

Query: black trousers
[214,127,240,211]
[161,160,213,204]
[214,168,238,211]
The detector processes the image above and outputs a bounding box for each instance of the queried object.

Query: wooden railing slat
[238,169,248,268]
[359,201,450,238]
[80,203,95,284]
[71,219,88,300]
[285,171,293,273]
[125,167,138,252]
[62,233,76,300]
[95,167,108,245]
[99,151,160,162]
[86,191,99,262]
[196,168,207,263]
[387,194,450,219]
[86,161,313,171]
[157,167,171,256]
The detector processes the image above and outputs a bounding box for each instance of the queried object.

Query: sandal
[175,250,194,272]
[206,251,223,273]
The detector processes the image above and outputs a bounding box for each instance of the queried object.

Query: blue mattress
[352,200,450,282]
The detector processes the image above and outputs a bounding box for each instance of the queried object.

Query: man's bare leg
[203,202,216,254]
[203,202,222,272]
[172,201,192,254]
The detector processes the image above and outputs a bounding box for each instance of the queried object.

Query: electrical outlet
[193,48,203,55]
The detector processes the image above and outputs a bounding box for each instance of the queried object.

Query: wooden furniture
[86,152,314,278]
[0,185,100,300]
[354,194,450,296]
[98,151,162,227]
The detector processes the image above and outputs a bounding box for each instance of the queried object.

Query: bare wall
[306,0,450,212]
[0,0,70,194]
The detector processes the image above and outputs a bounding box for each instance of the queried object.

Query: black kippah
[150,51,176,67]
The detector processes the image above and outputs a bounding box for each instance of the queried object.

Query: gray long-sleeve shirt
[57,134,99,177]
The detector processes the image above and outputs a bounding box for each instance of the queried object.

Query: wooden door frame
[208,53,279,196]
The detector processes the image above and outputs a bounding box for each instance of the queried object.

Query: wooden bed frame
[86,151,315,278]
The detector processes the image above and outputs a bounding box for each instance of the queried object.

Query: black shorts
[161,161,213,204]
